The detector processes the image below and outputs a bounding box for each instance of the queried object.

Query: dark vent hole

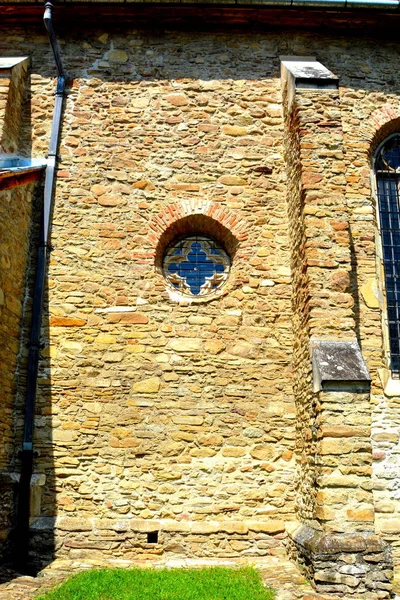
[147,531,158,544]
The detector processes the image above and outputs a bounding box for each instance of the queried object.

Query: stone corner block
[288,523,393,598]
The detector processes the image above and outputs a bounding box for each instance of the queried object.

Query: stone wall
[0,183,35,555]
[0,55,35,557]
[24,26,296,563]
[0,19,400,581]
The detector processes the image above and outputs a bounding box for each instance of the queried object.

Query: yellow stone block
[132,377,161,394]
[95,334,116,344]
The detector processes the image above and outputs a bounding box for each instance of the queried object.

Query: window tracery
[162,235,230,297]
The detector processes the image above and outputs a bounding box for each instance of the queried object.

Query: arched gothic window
[375,134,400,377]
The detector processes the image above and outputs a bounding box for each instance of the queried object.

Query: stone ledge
[32,517,287,535]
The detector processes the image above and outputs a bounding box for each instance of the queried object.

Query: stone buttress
[281,56,393,598]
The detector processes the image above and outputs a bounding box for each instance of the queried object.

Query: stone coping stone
[290,523,388,555]
[311,340,370,392]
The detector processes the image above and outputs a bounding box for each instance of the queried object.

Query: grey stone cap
[290,523,388,555]
[311,340,371,392]
[0,56,29,72]
[280,56,339,88]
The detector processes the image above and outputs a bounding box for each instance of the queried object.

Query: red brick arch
[361,104,400,156]
[148,201,250,267]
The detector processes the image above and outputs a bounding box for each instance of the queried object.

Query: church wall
[28,28,297,562]
[1,23,400,574]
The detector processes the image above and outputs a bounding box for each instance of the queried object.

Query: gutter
[238,0,400,7]
[0,167,45,192]
[0,158,46,192]
[15,0,66,570]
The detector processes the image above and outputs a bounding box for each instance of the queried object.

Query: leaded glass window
[163,235,230,297]
[376,135,400,377]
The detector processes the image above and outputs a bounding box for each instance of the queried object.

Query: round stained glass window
[163,235,230,297]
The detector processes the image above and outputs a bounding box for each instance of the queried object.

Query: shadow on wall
[0,59,56,577]
[4,190,56,577]
[349,228,362,348]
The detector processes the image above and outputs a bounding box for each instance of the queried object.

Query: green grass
[36,566,275,600]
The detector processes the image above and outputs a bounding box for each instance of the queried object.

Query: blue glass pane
[163,236,230,297]
[376,138,400,377]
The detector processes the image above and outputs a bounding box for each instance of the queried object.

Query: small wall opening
[147,531,159,544]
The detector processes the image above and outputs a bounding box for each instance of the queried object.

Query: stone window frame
[373,133,400,381]
[148,201,250,304]
[156,214,239,304]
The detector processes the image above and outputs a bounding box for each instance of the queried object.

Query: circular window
[163,235,230,297]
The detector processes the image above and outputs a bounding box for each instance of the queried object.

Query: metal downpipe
[15,1,66,570]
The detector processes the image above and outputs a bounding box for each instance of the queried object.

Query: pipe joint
[56,75,66,96]
[38,240,54,250]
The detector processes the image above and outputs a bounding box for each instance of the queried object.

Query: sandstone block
[226,342,257,359]
[109,313,148,324]
[95,334,116,344]
[190,448,217,457]
[251,445,273,460]
[61,341,82,352]
[204,340,225,354]
[161,520,191,532]
[133,180,155,191]
[372,432,399,443]
[53,430,78,442]
[188,315,212,325]
[57,517,93,532]
[329,269,350,292]
[133,377,161,394]
[360,278,380,308]
[50,317,86,327]
[222,447,246,457]
[320,425,369,438]
[159,441,184,456]
[108,50,129,63]
[378,519,400,534]
[97,195,124,207]
[222,125,247,136]
[219,176,248,186]
[165,93,189,106]
[91,184,107,196]
[319,439,353,455]
[103,352,124,363]
[219,521,248,534]
[170,339,202,352]
[248,520,285,534]
[130,519,161,532]
[190,522,219,534]
[172,416,204,425]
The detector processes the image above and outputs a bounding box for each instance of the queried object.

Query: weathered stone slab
[311,340,370,392]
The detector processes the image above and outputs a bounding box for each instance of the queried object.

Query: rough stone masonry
[0,7,400,597]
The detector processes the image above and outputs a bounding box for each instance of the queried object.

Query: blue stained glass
[163,236,230,297]
[376,135,400,377]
